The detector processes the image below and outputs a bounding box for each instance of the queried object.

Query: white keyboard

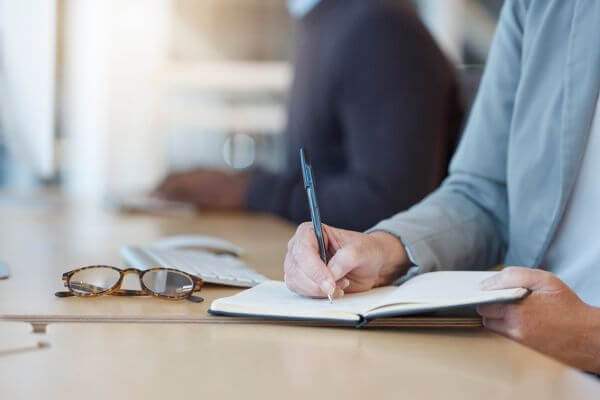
[121,246,267,288]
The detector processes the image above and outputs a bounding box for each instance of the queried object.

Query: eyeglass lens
[69,267,120,294]
[142,270,194,297]
[68,267,195,297]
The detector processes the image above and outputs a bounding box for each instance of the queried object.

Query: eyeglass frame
[55,265,204,303]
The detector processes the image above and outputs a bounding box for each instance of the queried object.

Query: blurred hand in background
[154,169,250,211]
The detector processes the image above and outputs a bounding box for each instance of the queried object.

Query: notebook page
[211,281,396,318]
[370,271,523,310]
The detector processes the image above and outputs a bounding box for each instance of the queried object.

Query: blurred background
[0,0,503,200]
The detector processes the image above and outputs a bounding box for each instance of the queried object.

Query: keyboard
[120,246,268,288]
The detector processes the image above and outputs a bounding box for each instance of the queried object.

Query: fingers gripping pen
[299,148,333,302]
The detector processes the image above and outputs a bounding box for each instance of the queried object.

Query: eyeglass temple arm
[56,279,203,298]
[58,282,150,296]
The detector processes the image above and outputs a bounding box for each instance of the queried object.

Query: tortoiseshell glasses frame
[55,265,204,303]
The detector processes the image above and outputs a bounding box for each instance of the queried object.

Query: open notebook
[209,271,529,327]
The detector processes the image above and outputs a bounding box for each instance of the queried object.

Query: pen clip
[300,148,313,190]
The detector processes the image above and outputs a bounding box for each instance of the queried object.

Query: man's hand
[284,223,411,299]
[477,267,600,373]
[154,169,249,211]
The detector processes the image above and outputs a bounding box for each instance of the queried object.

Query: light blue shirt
[542,91,600,305]
[286,0,321,18]
[370,0,600,306]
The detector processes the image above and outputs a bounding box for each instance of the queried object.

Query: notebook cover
[208,309,482,329]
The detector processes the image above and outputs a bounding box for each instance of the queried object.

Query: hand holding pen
[283,148,410,300]
[299,148,334,301]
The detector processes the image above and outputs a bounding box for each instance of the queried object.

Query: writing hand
[284,222,411,299]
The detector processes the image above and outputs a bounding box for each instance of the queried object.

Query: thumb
[328,244,363,281]
[480,266,555,291]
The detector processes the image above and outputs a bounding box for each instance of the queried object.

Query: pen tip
[328,294,334,303]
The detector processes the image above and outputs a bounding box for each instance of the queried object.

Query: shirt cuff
[366,228,422,285]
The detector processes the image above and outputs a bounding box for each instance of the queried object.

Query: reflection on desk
[0,322,50,359]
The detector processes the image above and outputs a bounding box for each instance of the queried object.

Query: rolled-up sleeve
[368,0,528,272]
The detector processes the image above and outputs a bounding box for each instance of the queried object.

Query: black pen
[299,148,333,302]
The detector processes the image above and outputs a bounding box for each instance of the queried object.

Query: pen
[299,148,333,302]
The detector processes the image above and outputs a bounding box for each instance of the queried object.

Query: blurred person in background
[155,0,463,231]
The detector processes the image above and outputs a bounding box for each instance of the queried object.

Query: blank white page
[211,281,396,320]
[372,271,525,309]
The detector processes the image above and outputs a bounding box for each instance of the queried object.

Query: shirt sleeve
[367,0,528,272]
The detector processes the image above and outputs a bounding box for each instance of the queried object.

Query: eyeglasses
[55,266,204,303]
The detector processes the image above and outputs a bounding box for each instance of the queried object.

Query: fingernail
[320,280,334,297]
[342,278,350,289]
[334,288,345,298]
[328,286,337,300]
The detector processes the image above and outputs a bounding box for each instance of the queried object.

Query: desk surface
[2,322,600,400]
[0,196,293,320]
[1,192,599,399]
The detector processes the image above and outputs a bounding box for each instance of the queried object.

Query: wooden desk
[1,322,599,400]
[0,195,294,325]
[0,192,599,399]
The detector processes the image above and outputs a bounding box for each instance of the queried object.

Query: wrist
[369,231,411,287]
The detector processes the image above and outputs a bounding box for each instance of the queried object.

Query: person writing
[155,0,462,231]
[284,0,600,374]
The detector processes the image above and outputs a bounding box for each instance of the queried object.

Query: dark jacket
[246,0,463,231]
